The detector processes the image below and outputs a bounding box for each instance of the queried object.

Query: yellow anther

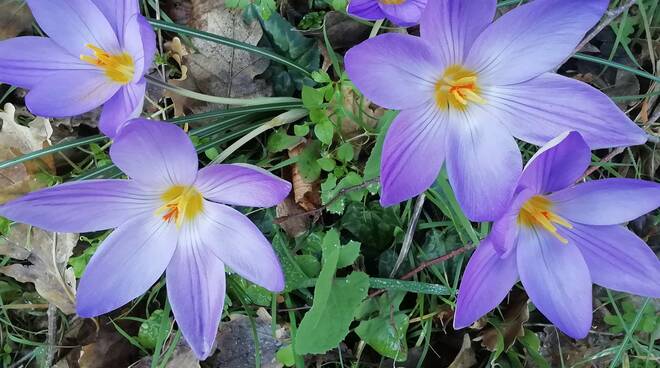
[519,195,572,244]
[379,0,406,4]
[156,186,203,227]
[80,44,135,85]
[435,65,484,111]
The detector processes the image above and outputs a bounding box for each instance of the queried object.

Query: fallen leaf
[478,291,529,352]
[133,343,200,368]
[0,103,54,204]
[288,141,320,212]
[164,37,191,117]
[179,0,272,113]
[448,334,477,368]
[0,225,77,314]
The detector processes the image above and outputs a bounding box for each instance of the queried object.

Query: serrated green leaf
[337,241,361,268]
[295,230,369,354]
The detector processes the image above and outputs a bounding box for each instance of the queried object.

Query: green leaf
[295,230,370,354]
[267,129,303,153]
[356,313,409,361]
[321,172,364,214]
[136,310,166,350]
[302,85,324,108]
[293,124,310,137]
[518,329,550,368]
[229,275,272,306]
[314,119,334,145]
[276,345,295,367]
[271,233,309,291]
[311,70,331,84]
[317,157,337,172]
[336,142,355,162]
[364,111,396,181]
[337,241,361,268]
[296,141,322,182]
[341,201,400,251]
[295,254,321,278]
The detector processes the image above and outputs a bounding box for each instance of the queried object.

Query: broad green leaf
[295,254,321,278]
[302,85,324,108]
[296,141,322,182]
[321,172,364,214]
[293,124,310,137]
[229,275,272,306]
[337,241,361,268]
[267,129,302,153]
[336,142,354,162]
[271,233,309,291]
[518,329,550,368]
[317,157,336,172]
[356,313,409,361]
[276,345,295,367]
[136,310,165,350]
[314,119,334,145]
[295,230,370,354]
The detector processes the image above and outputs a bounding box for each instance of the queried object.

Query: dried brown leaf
[0,1,33,40]
[448,334,477,368]
[478,291,529,352]
[0,225,77,314]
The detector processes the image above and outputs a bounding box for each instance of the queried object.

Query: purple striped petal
[454,238,518,329]
[378,0,427,27]
[380,104,448,206]
[167,222,226,360]
[347,0,386,20]
[518,131,590,194]
[445,108,521,221]
[481,73,646,148]
[0,37,93,89]
[110,119,199,189]
[25,69,119,118]
[420,0,495,65]
[550,179,660,226]
[517,226,592,339]
[27,0,120,57]
[563,224,660,298]
[138,15,157,74]
[466,0,608,85]
[0,180,158,233]
[345,33,440,110]
[77,214,178,317]
[196,164,291,208]
[91,0,138,45]
[99,80,146,138]
[490,188,535,256]
[198,201,284,292]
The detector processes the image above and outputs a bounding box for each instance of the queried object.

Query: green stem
[146,75,301,106]
[297,277,451,296]
[573,53,660,83]
[0,135,106,171]
[369,19,384,38]
[147,19,311,77]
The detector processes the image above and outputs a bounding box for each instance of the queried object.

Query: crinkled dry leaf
[0,225,77,314]
[179,0,272,113]
[288,141,320,212]
[448,334,477,368]
[478,291,530,352]
[0,103,54,203]
[164,37,191,117]
[133,343,199,368]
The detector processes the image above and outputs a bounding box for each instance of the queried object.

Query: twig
[390,193,425,277]
[581,146,626,180]
[45,304,57,368]
[273,177,379,224]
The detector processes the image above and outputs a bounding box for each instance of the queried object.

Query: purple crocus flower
[454,131,660,338]
[347,0,427,27]
[0,0,156,138]
[0,119,291,359]
[345,0,647,221]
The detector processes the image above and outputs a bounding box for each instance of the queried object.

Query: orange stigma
[380,0,406,4]
[80,44,135,84]
[157,186,203,227]
[518,195,572,244]
[434,65,485,111]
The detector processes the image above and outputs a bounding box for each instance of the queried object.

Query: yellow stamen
[518,195,572,244]
[156,186,203,227]
[80,44,135,84]
[434,65,484,111]
[380,0,406,4]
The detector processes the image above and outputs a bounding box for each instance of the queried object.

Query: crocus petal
[27,0,120,57]
[110,119,199,189]
[77,214,178,317]
[198,201,284,292]
[345,33,441,110]
[138,16,157,74]
[378,0,427,27]
[454,238,518,329]
[99,80,146,138]
[0,37,94,89]
[196,164,291,208]
[445,108,521,221]
[490,188,535,256]
[517,226,592,339]
[25,70,120,117]
[380,104,448,206]
[518,131,590,194]
[550,179,660,226]
[563,224,660,298]
[347,0,387,20]
[91,0,138,44]
[167,222,226,360]
[420,0,495,65]
[0,180,158,233]
[466,0,608,85]
[481,73,647,148]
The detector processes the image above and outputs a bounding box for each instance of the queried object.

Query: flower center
[518,195,572,244]
[80,44,135,85]
[379,0,406,4]
[157,186,203,227]
[434,65,485,111]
